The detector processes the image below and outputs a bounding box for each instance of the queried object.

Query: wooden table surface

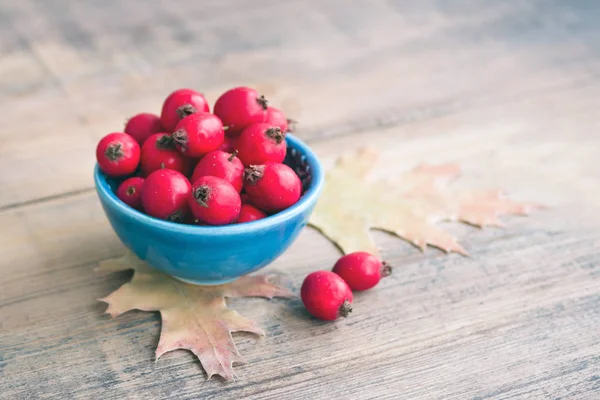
[2,1,600,399]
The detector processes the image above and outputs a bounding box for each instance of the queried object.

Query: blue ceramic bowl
[94,133,324,285]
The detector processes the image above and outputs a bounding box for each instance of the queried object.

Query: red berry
[172,112,224,158]
[116,177,144,210]
[96,132,141,177]
[188,176,241,225]
[160,88,210,132]
[124,113,162,145]
[265,107,288,133]
[191,150,244,192]
[332,252,392,291]
[301,271,353,321]
[141,169,191,222]
[236,203,267,223]
[218,136,237,153]
[244,163,301,213]
[236,123,287,166]
[213,87,268,136]
[140,133,192,177]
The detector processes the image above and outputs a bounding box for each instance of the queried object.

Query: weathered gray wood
[2,123,600,399]
[2,0,600,399]
[2,0,600,208]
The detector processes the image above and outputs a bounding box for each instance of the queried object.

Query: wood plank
[3,0,600,398]
[2,115,600,398]
[2,0,600,207]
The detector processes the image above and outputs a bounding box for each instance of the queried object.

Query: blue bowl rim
[94,133,325,236]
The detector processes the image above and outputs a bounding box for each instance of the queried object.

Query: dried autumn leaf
[309,148,540,257]
[97,252,292,380]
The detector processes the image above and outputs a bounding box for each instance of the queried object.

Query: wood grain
[2,0,600,208]
[2,0,600,399]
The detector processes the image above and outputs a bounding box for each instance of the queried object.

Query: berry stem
[256,95,268,110]
[339,300,352,318]
[126,186,136,196]
[381,261,392,277]
[265,127,285,144]
[156,134,175,149]
[105,143,124,161]
[172,130,188,148]
[166,210,184,223]
[176,104,197,119]
[193,185,211,208]
[228,149,239,162]
[244,165,265,183]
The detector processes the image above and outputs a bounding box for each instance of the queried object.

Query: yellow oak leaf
[309,148,540,257]
[97,252,292,381]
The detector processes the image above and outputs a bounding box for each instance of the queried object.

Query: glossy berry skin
[141,133,192,177]
[301,271,353,321]
[96,132,141,177]
[172,112,224,158]
[218,136,236,153]
[116,177,144,210]
[265,106,288,133]
[141,169,191,222]
[191,150,244,192]
[332,252,391,291]
[124,113,163,145]
[244,163,301,213]
[188,176,241,225]
[213,87,268,137]
[236,123,287,166]
[236,203,267,223]
[160,88,210,132]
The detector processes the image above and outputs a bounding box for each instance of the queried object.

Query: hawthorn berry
[236,203,267,223]
[236,123,287,166]
[332,252,391,291]
[172,112,224,158]
[191,150,244,192]
[141,169,191,222]
[188,176,241,225]
[124,113,162,145]
[265,106,288,133]
[213,86,268,136]
[116,177,144,210]
[96,132,141,177]
[140,133,192,176]
[160,88,210,132]
[244,163,301,213]
[301,271,353,321]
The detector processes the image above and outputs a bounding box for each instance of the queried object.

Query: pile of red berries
[96,87,301,225]
[301,252,391,321]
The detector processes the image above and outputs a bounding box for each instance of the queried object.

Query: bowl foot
[172,275,238,286]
